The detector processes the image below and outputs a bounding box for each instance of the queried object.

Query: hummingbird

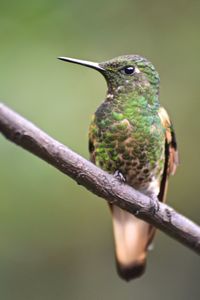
[58,54,178,281]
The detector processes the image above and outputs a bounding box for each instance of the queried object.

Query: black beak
[58,56,104,72]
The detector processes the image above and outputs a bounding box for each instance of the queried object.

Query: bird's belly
[95,132,165,196]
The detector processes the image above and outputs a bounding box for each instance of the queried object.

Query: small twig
[0,103,200,254]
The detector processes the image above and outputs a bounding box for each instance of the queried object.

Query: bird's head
[58,54,160,96]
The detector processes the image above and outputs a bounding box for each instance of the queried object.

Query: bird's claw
[114,170,126,182]
[149,196,160,215]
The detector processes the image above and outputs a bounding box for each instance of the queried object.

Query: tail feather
[111,205,154,281]
[116,259,146,281]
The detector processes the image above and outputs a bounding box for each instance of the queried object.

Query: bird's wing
[158,106,179,203]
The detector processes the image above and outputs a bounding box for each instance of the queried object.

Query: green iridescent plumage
[59,54,178,281]
[89,55,165,194]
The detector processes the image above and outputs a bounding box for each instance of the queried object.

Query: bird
[58,54,179,281]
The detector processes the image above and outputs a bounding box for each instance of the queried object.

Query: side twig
[0,103,200,254]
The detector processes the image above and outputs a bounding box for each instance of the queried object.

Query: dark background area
[0,0,200,299]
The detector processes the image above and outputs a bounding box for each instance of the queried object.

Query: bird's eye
[122,66,135,75]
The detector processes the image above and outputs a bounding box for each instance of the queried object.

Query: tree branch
[0,103,200,254]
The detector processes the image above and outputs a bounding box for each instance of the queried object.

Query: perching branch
[0,103,200,254]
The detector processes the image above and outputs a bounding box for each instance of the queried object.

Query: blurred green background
[0,0,200,299]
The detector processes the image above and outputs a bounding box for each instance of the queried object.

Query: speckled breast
[89,111,165,195]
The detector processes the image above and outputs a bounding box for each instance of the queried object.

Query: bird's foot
[114,170,126,182]
[149,195,160,215]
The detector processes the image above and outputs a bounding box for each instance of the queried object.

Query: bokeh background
[0,0,200,299]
